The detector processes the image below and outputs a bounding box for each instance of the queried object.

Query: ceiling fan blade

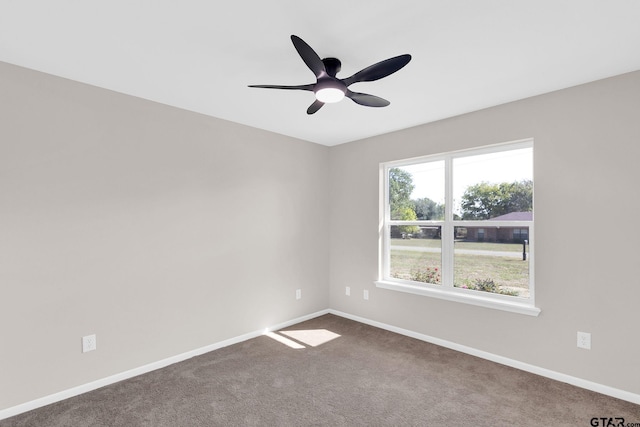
[307,100,324,115]
[248,84,314,91]
[291,35,326,78]
[346,90,390,107]
[342,54,412,87]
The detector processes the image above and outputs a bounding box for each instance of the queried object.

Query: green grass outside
[391,238,526,253]
[390,248,529,298]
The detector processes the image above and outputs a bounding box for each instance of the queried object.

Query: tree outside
[389,167,444,224]
[389,168,414,219]
[460,180,532,220]
[412,197,444,220]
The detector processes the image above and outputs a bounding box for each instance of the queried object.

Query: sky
[399,147,532,213]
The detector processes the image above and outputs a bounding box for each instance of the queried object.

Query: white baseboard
[0,309,330,421]
[328,309,640,405]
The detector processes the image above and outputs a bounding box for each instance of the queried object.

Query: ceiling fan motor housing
[322,57,342,77]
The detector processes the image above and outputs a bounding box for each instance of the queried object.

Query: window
[513,228,529,242]
[377,140,539,316]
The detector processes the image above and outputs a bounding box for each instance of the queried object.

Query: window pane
[389,225,441,285]
[453,148,532,220]
[389,161,445,221]
[453,226,529,297]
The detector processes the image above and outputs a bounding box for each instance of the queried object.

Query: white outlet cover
[577,331,591,350]
[363,290,369,300]
[295,289,301,300]
[82,334,97,353]
[346,286,350,296]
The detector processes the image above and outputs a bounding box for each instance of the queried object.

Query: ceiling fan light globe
[315,87,345,103]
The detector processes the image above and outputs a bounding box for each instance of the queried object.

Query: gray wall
[329,71,640,395]
[0,62,330,410]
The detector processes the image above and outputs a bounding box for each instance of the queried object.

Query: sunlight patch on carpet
[265,332,306,349]
[279,329,341,347]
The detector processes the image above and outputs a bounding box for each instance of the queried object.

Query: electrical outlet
[577,331,591,350]
[363,290,369,300]
[346,286,350,296]
[296,289,301,300]
[82,334,97,353]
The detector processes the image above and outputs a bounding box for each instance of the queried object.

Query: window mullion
[442,156,454,288]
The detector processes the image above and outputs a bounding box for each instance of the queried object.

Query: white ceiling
[1,1,639,146]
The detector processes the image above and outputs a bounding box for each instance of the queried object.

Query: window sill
[374,280,541,317]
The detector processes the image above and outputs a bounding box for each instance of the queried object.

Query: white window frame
[376,139,540,316]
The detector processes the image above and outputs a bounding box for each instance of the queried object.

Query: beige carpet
[1,314,638,426]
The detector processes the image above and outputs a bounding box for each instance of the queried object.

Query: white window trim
[376,139,540,317]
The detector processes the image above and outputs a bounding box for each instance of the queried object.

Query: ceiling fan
[249,35,412,115]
